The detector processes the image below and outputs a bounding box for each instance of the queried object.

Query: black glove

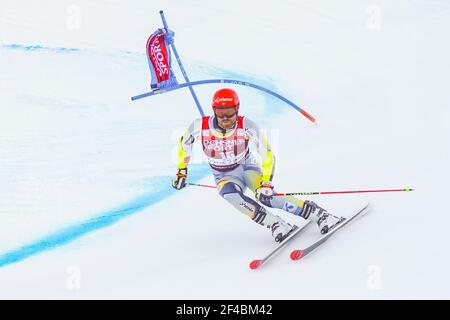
[172,168,187,190]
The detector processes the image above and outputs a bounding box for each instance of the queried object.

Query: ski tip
[290,249,304,261]
[249,260,262,270]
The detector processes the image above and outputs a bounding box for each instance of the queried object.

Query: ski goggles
[215,111,237,119]
[214,107,238,119]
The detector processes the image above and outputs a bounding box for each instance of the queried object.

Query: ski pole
[274,188,414,196]
[187,183,414,195]
[188,182,216,189]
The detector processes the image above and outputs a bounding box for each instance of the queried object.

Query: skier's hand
[172,168,187,190]
[255,181,274,202]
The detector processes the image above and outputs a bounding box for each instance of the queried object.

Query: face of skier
[214,106,238,129]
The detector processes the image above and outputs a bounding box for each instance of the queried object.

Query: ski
[290,203,370,261]
[249,220,312,270]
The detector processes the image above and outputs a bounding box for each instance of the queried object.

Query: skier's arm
[177,118,201,169]
[177,136,190,170]
[259,133,275,182]
[172,118,201,190]
[245,118,275,182]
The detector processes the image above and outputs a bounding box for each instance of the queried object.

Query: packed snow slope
[0,0,449,299]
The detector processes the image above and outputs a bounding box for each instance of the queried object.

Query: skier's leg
[216,177,275,227]
[243,169,344,234]
[215,175,294,242]
[243,169,306,216]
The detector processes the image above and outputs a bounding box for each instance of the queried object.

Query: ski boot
[303,201,344,234]
[271,218,296,243]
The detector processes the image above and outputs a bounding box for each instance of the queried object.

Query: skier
[172,88,344,242]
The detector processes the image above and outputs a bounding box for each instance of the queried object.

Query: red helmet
[212,88,240,111]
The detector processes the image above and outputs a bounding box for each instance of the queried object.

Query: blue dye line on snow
[0,165,210,268]
[0,43,144,58]
[2,44,81,53]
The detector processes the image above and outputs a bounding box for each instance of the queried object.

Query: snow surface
[0,0,449,299]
